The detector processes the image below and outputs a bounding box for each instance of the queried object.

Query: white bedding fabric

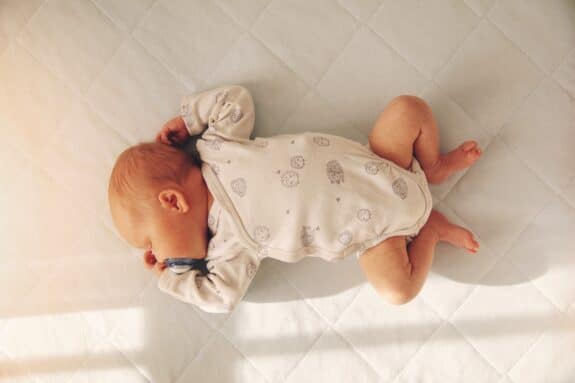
[1,1,574,382]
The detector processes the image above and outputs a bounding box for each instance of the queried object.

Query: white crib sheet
[0,0,574,382]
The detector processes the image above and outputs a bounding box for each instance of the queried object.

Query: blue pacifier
[164,258,210,275]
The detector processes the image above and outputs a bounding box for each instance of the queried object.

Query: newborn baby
[108,85,482,313]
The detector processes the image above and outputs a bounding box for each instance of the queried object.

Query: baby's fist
[143,250,166,276]
[156,116,190,147]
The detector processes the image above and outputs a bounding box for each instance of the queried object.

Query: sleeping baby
[108,84,482,313]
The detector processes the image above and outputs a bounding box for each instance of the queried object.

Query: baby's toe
[461,141,478,152]
[468,148,481,158]
[465,233,480,252]
[464,146,482,165]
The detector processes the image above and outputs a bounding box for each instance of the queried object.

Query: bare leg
[411,100,441,171]
[414,103,482,184]
[406,210,480,298]
[404,223,440,297]
[360,209,480,304]
[361,95,481,304]
[368,95,482,184]
[410,97,483,184]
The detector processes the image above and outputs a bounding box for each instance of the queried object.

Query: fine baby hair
[108,141,199,203]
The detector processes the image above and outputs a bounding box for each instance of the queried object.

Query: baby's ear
[158,189,189,213]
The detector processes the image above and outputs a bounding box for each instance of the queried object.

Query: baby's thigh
[368,95,426,170]
[358,235,412,302]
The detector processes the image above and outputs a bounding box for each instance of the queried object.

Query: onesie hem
[354,155,433,259]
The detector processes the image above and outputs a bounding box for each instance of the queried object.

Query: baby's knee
[359,240,419,305]
[387,94,432,120]
[375,281,417,305]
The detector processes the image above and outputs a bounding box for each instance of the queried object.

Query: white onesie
[157,85,433,313]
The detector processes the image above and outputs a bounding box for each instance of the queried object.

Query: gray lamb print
[290,154,306,169]
[246,262,257,278]
[230,107,243,122]
[253,225,270,243]
[338,230,353,245]
[365,160,385,175]
[280,170,300,187]
[357,208,372,222]
[326,160,344,184]
[301,225,319,247]
[256,245,269,257]
[313,136,330,146]
[392,178,408,199]
[231,177,247,197]
[210,164,220,175]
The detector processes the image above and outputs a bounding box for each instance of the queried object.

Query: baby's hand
[156,116,190,147]
[143,250,166,277]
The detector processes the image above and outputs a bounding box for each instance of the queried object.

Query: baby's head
[108,142,208,261]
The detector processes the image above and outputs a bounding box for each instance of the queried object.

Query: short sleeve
[180,84,256,141]
[156,248,260,314]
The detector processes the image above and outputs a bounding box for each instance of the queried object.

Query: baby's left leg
[359,210,477,305]
[367,95,482,184]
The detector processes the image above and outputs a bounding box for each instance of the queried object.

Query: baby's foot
[425,141,482,184]
[428,210,480,254]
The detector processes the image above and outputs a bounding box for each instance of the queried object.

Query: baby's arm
[157,84,255,146]
[180,84,255,141]
[156,248,260,314]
